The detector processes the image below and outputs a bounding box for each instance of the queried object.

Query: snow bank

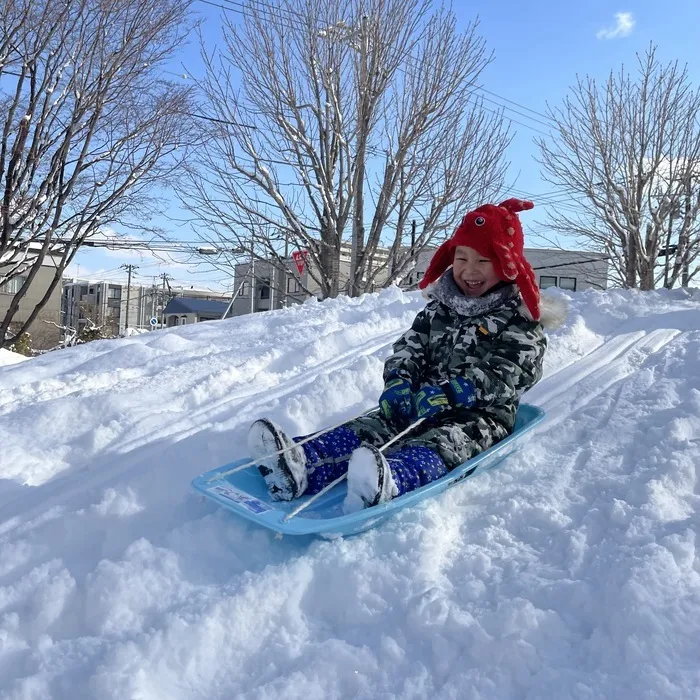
[0,285,699,699]
[0,348,28,367]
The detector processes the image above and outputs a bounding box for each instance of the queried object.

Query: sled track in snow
[0,327,406,524]
[153,326,683,454]
[0,325,685,530]
[528,328,682,429]
[101,325,686,460]
[104,326,403,456]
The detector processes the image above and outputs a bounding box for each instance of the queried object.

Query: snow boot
[343,444,399,513]
[247,419,308,501]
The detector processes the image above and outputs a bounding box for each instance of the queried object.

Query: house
[162,297,230,326]
[62,281,159,336]
[62,281,232,335]
[226,243,609,318]
[228,242,391,317]
[522,248,608,291]
[403,247,609,292]
[1,250,62,349]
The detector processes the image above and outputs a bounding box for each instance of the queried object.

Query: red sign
[292,250,308,275]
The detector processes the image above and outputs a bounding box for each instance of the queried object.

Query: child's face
[452,246,501,297]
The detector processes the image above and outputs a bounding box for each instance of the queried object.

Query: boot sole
[364,446,387,508]
[251,419,303,501]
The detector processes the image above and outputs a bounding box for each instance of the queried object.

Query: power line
[474,86,553,123]
[55,237,244,256]
[215,0,554,131]
[227,0,556,135]
[183,110,258,129]
[507,186,589,213]
[477,94,554,129]
[464,97,551,138]
[194,0,556,137]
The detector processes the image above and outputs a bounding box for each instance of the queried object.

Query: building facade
[62,281,159,336]
[228,243,391,316]
[226,245,608,319]
[403,247,609,293]
[61,281,231,336]
[163,297,230,326]
[0,255,62,349]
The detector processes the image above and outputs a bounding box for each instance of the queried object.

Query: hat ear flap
[419,241,454,289]
[515,260,541,321]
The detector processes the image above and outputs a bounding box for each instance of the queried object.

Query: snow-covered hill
[0,348,27,367]
[1,286,699,699]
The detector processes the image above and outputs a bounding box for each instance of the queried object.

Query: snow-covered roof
[163,296,229,316]
[1,242,63,267]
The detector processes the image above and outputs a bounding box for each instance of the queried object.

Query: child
[248,199,562,512]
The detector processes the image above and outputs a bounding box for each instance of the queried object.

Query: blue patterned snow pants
[296,424,448,496]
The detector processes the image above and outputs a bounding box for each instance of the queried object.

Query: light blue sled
[192,404,545,538]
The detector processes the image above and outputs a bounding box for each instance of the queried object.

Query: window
[240,281,250,297]
[0,276,27,294]
[108,287,121,299]
[259,279,270,299]
[559,277,577,291]
[286,276,301,294]
[180,316,187,325]
[539,275,557,289]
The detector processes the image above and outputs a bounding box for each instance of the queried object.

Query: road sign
[150,317,158,327]
[292,250,308,275]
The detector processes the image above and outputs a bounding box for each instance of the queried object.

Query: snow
[1,285,699,699]
[0,349,28,367]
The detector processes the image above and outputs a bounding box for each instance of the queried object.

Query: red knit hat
[419,198,540,320]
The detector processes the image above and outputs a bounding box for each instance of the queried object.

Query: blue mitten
[379,376,413,421]
[413,384,450,419]
[442,376,476,409]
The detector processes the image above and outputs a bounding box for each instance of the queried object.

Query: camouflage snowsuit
[300,274,547,494]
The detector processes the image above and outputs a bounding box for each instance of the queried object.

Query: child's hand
[379,376,413,421]
[413,385,450,419]
[413,377,476,419]
[442,376,476,409]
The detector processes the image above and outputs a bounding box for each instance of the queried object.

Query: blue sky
[465,0,700,206]
[68,0,700,290]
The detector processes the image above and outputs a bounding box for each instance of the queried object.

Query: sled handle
[282,417,426,523]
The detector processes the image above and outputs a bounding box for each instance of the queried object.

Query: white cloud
[596,12,635,40]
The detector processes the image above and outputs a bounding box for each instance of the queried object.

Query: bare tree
[537,46,700,289]
[0,0,195,349]
[184,0,510,299]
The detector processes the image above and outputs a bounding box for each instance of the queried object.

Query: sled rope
[282,417,426,522]
[206,409,376,483]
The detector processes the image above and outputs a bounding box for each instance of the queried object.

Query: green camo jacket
[384,274,547,433]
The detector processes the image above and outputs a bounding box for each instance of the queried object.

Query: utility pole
[159,273,173,328]
[150,278,157,328]
[120,264,138,332]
